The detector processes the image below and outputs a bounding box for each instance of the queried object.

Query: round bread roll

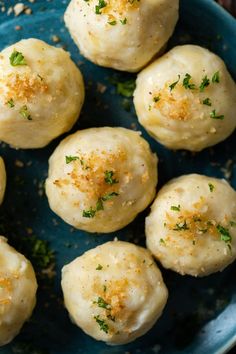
[0,38,84,149]
[0,157,6,205]
[146,174,236,277]
[64,0,179,72]
[0,237,37,346]
[46,127,158,233]
[134,45,236,151]
[61,241,168,345]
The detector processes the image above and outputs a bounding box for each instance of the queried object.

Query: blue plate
[0,0,236,353]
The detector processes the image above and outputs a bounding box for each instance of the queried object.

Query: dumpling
[61,240,168,345]
[45,127,158,233]
[146,174,236,277]
[0,237,37,346]
[134,45,236,151]
[64,0,179,72]
[0,38,84,149]
[0,157,6,205]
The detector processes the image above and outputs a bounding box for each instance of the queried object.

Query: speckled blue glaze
[0,0,236,353]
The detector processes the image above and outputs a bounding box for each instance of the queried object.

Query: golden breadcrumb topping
[151,84,202,121]
[54,150,128,201]
[0,275,12,306]
[0,72,48,104]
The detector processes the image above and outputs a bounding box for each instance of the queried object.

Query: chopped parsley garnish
[208,183,215,192]
[216,224,232,243]
[96,264,103,270]
[108,20,117,25]
[82,207,96,218]
[202,98,212,106]
[95,0,107,14]
[96,198,104,211]
[19,105,32,120]
[104,171,119,185]
[9,50,27,66]
[7,98,15,108]
[101,192,119,201]
[212,71,220,83]
[173,220,189,231]
[94,315,109,333]
[153,96,160,103]
[210,109,224,120]
[183,73,195,90]
[94,297,111,310]
[65,155,80,164]
[230,221,236,227]
[169,75,180,91]
[160,238,166,245]
[82,192,119,218]
[117,79,136,97]
[120,18,127,25]
[171,205,181,211]
[199,75,210,92]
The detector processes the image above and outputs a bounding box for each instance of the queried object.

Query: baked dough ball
[0,237,37,346]
[0,157,6,205]
[64,0,179,72]
[61,241,168,345]
[46,127,157,233]
[146,174,236,277]
[0,38,84,149]
[134,45,236,151]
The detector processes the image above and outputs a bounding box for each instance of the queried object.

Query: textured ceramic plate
[0,0,236,353]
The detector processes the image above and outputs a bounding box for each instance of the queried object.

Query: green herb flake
[216,224,232,244]
[199,75,210,92]
[202,98,212,106]
[94,315,109,333]
[160,238,166,245]
[7,98,15,108]
[153,95,160,103]
[169,75,180,91]
[183,73,195,90]
[230,221,236,227]
[82,208,96,218]
[19,105,32,120]
[173,220,189,231]
[104,171,119,185]
[208,183,215,192]
[120,18,127,25]
[210,109,224,120]
[108,20,117,25]
[101,192,119,201]
[9,50,27,66]
[96,198,104,211]
[117,79,136,97]
[95,0,107,14]
[96,264,103,270]
[65,155,80,164]
[212,71,220,83]
[94,297,111,310]
[171,205,181,212]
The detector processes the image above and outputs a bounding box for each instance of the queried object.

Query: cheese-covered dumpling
[146,174,236,277]
[0,237,37,346]
[46,127,157,233]
[134,45,236,151]
[0,38,84,149]
[61,241,168,345]
[0,157,6,205]
[64,0,179,72]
